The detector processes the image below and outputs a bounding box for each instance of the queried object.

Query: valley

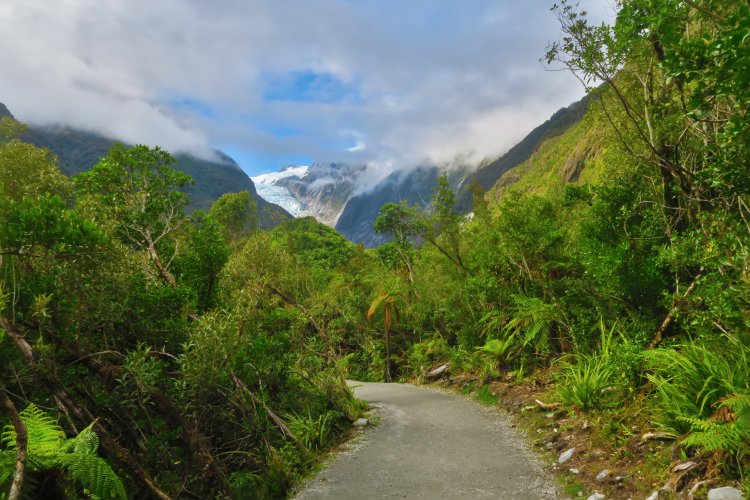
[1,1,749,499]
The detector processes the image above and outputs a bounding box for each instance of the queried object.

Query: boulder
[707,486,743,500]
[426,363,449,379]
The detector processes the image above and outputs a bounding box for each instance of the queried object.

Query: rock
[352,418,369,427]
[426,363,449,379]
[707,486,744,500]
[644,491,659,500]
[569,468,580,474]
[545,412,554,419]
[558,447,575,463]
[595,469,610,482]
[586,493,605,500]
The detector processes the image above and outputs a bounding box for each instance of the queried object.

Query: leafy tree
[424,174,465,270]
[74,144,193,288]
[374,175,466,272]
[546,0,750,220]
[176,212,230,312]
[0,117,71,203]
[208,190,258,243]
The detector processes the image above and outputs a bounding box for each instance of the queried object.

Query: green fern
[680,393,750,458]
[65,422,100,455]
[1,403,65,457]
[57,452,127,499]
[1,404,126,499]
[502,294,567,356]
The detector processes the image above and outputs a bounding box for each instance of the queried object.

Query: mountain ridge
[1,102,290,229]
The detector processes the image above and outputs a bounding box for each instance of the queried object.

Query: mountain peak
[0,102,14,119]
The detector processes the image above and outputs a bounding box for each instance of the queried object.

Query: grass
[476,385,499,405]
[556,353,617,411]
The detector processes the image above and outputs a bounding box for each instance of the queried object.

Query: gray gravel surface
[294,381,559,499]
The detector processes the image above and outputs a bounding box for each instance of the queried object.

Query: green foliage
[557,354,616,411]
[503,295,568,357]
[2,0,750,492]
[175,212,230,312]
[680,394,750,460]
[0,117,72,203]
[645,337,750,442]
[556,321,622,411]
[74,144,192,287]
[282,410,342,451]
[0,404,127,499]
[208,190,258,243]
[271,216,355,273]
[75,143,193,247]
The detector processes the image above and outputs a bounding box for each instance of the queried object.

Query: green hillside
[484,98,611,206]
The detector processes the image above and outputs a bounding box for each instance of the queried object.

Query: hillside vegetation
[1,0,749,498]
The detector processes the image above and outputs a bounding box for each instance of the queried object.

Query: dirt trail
[294,381,559,499]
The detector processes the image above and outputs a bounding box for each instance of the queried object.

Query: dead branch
[230,372,308,454]
[649,267,705,348]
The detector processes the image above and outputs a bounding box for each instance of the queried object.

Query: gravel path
[294,381,559,499]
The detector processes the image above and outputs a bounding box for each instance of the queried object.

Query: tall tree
[75,144,193,288]
[208,190,258,244]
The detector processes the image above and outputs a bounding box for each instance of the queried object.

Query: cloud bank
[0,0,615,175]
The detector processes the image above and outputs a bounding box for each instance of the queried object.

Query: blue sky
[0,0,615,176]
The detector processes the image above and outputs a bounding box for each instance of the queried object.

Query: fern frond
[65,421,100,455]
[2,403,65,457]
[56,453,127,499]
[722,393,750,413]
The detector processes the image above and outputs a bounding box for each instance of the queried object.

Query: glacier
[251,166,310,218]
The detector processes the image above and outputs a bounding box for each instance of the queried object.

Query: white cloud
[0,0,614,173]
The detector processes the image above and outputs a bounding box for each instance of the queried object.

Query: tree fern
[65,422,99,455]
[1,404,126,499]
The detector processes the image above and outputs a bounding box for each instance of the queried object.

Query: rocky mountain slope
[1,102,290,229]
[335,166,441,247]
[253,163,365,226]
[454,95,591,213]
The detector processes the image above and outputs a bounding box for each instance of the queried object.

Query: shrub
[557,353,617,411]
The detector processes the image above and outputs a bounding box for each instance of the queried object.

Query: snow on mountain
[251,163,364,226]
[252,165,309,185]
[251,166,311,218]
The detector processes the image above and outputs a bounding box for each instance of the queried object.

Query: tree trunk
[384,307,392,382]
[0,385,26,500]
[147,242,177,289]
